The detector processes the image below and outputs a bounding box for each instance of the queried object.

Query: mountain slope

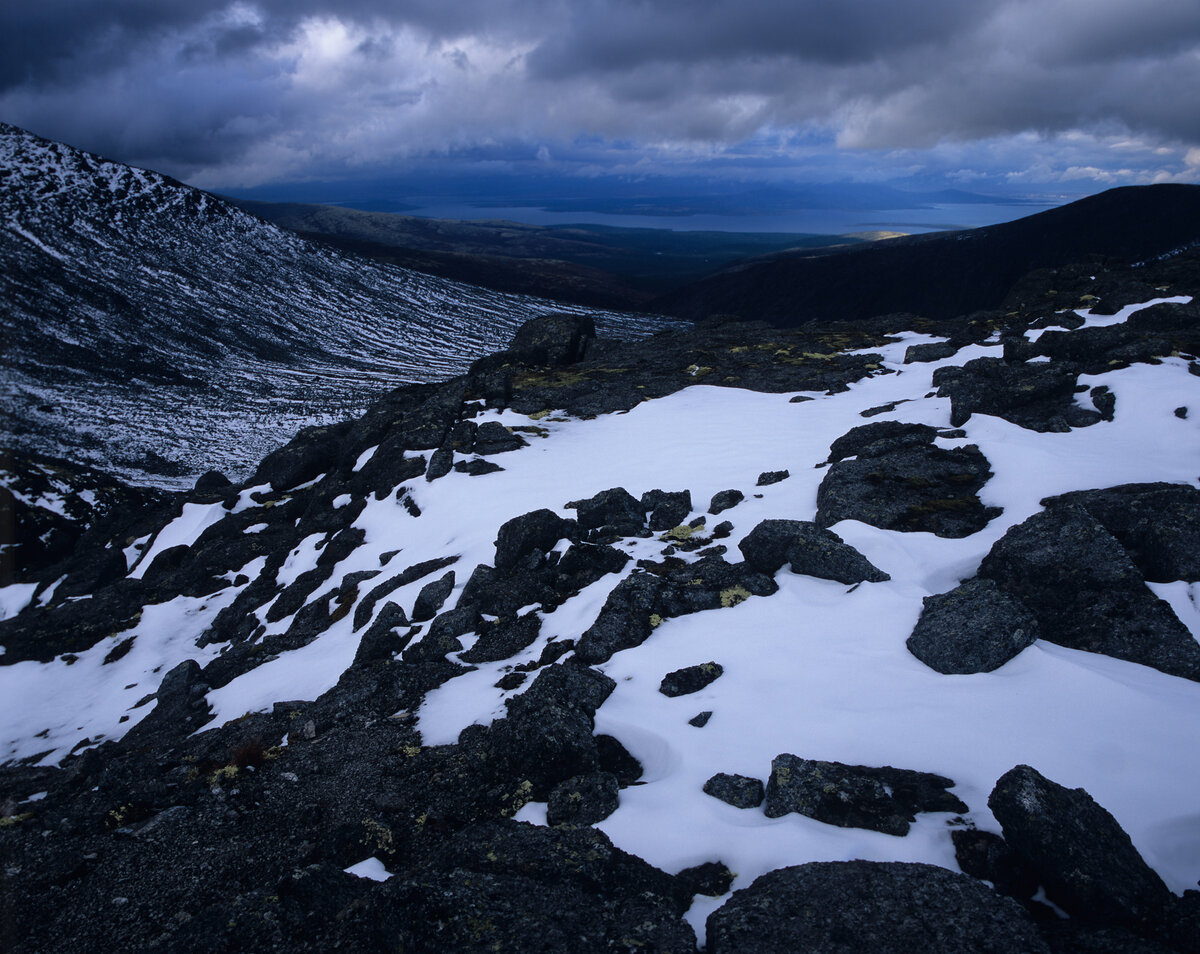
[0,123,676,486]
[657,183,1200,326]
[2,255,1200,951]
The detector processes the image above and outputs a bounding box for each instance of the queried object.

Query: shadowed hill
[655,184,1200,326]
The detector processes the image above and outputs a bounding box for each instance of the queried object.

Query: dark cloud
[1,1,1197,191]
[526,0,990,77]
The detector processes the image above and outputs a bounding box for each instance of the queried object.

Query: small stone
[688,711,713,727]
[708,490,744,515]
[659,662,724,697]
[703,773,764,809]
[756,470,790,486]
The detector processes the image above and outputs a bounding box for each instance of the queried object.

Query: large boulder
[907,578,1039,674]
[509,313,596,366]
[738,519,890,584]
[978,503,1200,680]
[567,487,647,540]
[989,765,1173,929]
[707,861,1049,954]
[816,441,1001,538]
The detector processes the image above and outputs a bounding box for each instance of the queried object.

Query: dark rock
[978,503,1200,680]
[934,357,1098,432]
[193,469,231,493]
[253,422,346,491]
[576,558,777,664]
[642,489,693,531]
[120,660,211,747]
[353,555,458,631]
[952,828,1039,900]
[827,421,940,462]
[675,861,735,899]
[707,861,1050,954]
[567,486,646,538]
[453,458,504,476]
[1043,482,1200,582]
[509,313,596,366]
[473,421,527,455]
[738,518,890,583]
[756,469,790,485]
[410,570,455,622]
[546,772,620,826]
[494,508,572,571]
[764,754,967,835]
[352,602,412,665]
[907,578,1040,674]
[989,765,1173,929]
[1091,385,1116,420]
[424,446,453,481]
[553,542,629,592]
[703,773,764,809]
[376,821,695,953]
[817,442,1001,538]
[688,711,713,727]
[595,734,643,786]
[708,489,744,514]
[904,340,960,363]
[659,662,724,696]
[459,613,541,664]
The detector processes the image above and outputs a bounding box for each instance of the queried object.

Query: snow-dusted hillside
[2,279,1199,951]
[0,123,676,487]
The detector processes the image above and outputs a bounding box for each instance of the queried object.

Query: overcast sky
[3,0,1199,199]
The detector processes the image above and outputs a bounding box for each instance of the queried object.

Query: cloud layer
[2,0,1198,191]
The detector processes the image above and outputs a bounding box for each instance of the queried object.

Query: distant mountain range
[655,183,1200,325]
[0,123,675,486]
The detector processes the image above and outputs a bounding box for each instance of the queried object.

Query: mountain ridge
[656,182,1200,325]
[0,122,675,487]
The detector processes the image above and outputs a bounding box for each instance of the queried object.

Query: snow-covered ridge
[0,122,678,487]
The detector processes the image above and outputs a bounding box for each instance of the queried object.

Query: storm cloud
[2,0,1198,190]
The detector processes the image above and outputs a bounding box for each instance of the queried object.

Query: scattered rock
[688,711,713,728]
[756,469,790,485]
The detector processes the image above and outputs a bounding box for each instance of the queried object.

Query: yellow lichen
[720,586,752,608]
